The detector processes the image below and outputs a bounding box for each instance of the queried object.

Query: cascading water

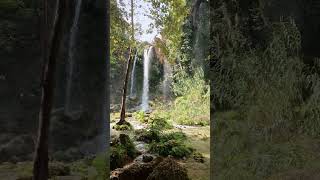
[141,46,153,111]
[130,51,138,99]
[65,0,82,114]
[163,59,172,101]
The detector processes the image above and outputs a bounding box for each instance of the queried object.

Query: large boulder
[110,157,163,180]
[110,157,190,180]
[147,158,190,180]
[110,134,139,170]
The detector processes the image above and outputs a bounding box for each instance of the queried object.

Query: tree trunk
[117,0,135,125]
[33,0,69,179]
[117,48,133,125]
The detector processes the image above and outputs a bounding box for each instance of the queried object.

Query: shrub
[135,129,160,143]
[149,69,210,127]
[149,131,193,158]
[133,111,147,123]
[170,69,210,126]
[149,116,173,130]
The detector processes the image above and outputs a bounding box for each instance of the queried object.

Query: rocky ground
[110,113,210,180]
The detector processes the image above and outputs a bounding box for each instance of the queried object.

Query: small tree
[33,0,69,179]
[117,0,135,125]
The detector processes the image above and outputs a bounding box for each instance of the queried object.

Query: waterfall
[130,51,138,99]
[163,59,172,101]
[141,46,153,111]
[65,0,82,114]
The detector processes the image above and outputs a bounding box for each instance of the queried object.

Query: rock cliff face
[0,0,108,162]
[0,0,42,135]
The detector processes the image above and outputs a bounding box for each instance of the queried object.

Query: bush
[149,131,193,158]
[171,69,210,126]
[133,111,147,123]
[149,116,173,130]
[154,69,210,126]
[135,129,160,143]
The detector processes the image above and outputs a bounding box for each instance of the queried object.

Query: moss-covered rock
[110,157,163,180]
[113,122,133,131]
[192,152,205,163]
[146,158,190,180]
[110,134,139,170]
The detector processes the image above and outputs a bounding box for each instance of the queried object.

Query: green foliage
[170,69,210,126]
[148,69,210,127]
[110,145,127,170]
[149,131,194,158]
[110,0,130,57]
[133,110,173,130]
[135,128,161,143]
[211,3,320,178]
[162,131,187,141]
[110,134,138,170]
[147,0,189,63]
[213,111,320,179]
[150,75,210,126]
[149,116,173,130]
[211,14,319,136]
[92,154,107,180]
[133,111,146,123]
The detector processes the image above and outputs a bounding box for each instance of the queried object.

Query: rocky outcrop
[110,157,190,180]
[0,0,108,162]
[110,157,163,180]
[147,158,190,180]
